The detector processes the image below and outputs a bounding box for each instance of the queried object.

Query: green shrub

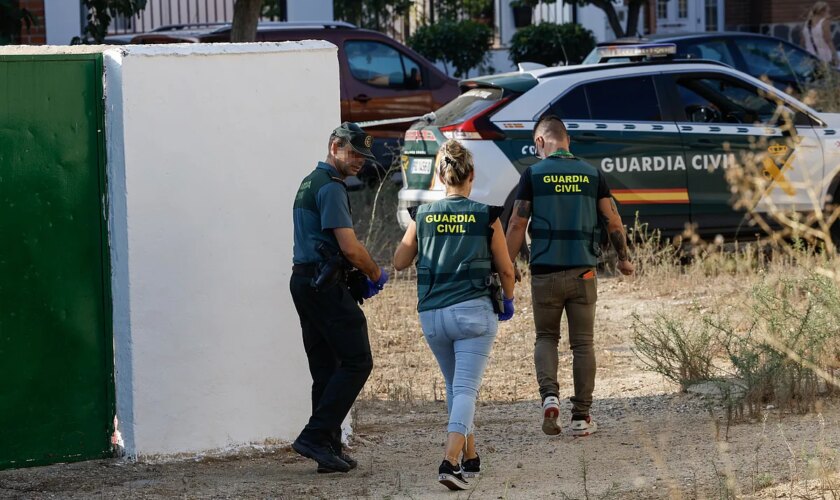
[509,22,595,67]
[631,310,722,391]
[408,19,494,78]
[711,274,840,416]
[633,271,840,418]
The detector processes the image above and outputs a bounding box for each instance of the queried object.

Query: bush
[711,274,840,416]
[632,271,840,418]
[408,19,494,78]
[631,310,722,391]
[509,22,595,67]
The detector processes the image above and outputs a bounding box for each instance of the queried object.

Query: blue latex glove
[374,267,389,290]
[498,296,515,321]
[362,279,380,299]
[363,267,389,300]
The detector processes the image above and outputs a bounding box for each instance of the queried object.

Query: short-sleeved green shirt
[292,162,353,264]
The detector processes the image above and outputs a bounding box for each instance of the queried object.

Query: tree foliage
[435,0,493,20]
[565,0,647,38]
[0,0,35,45]
[334,0,413,32]
[408,19,493,78]
[78,0,147,43]
[509,22,595,67]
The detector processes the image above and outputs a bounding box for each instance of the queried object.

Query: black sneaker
[292,436,351,473]
[317,444,358,473]
[461,454,480,479]
[438,460,470,490]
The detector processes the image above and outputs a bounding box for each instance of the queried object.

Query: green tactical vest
[529,151,601,268]
[293,167,349,262]
[414,196,493,312]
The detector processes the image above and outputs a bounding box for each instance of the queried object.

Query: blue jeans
[419,297,498,436]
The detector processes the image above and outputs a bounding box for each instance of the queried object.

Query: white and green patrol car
[397,45,840,244]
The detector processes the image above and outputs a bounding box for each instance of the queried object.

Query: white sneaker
[541,396,562,435]
[570,415,597,437]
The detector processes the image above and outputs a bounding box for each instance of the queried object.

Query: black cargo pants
[290,271,373,448]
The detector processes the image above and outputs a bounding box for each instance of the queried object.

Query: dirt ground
[2,271,839,499]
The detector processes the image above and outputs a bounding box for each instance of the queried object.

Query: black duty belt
[292,263,319,277]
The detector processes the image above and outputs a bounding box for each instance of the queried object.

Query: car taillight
[440,97,509,141]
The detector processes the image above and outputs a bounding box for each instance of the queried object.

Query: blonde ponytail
[436,140,474,186]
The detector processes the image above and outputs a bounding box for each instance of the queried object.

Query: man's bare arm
[598,197,629,261]
[334,227,381,280]
[505,200,531,263]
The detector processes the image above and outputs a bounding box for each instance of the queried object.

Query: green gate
[0,54,115,469]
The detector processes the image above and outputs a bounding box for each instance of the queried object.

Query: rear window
[433,88,504,126]
[546,85,590,120]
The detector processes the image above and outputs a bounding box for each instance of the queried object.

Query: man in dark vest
[290,122,389,472]
[505,115,634,437]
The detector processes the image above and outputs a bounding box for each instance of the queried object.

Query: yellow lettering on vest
[543,175,590,184]
[427,213,477,223]
[437,224,466,234]
[555,184,582,193]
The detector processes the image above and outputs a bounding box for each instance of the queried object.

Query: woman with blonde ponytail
[394,140,516,490]
[802,2,839,68]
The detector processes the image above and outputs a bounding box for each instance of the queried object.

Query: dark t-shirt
[292,162,354,264]
[514,159,612,275]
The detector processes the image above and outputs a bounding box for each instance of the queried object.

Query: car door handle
[690,139,716,149]
[575,132,602,143]
[354,94,372,103]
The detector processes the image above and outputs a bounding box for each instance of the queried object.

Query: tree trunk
[589,0,625,38]
[625,0,644,38]
[231,0,262,42]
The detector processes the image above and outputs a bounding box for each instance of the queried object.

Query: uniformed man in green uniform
[505,115,634,438]
[290,122,389,473]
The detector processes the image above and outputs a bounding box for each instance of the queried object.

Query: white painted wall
[103,42,339,458]
[288,0,334,22]
[44,0,82,44]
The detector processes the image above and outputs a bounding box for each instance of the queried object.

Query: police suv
[397,44,840,244]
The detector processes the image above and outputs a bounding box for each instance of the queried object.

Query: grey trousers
[530,267,597,417]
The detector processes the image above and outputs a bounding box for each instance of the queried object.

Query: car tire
[831,206,840,252]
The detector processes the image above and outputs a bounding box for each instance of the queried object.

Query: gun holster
[311,255,345,291]
[486,272,504,314]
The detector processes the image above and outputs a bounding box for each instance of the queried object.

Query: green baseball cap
[333,122,376,160]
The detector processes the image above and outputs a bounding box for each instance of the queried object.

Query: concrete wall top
[0,45,118,55]
[0,41,336,57]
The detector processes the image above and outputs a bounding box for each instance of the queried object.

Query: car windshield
[432,87,504,126]
[581,48,602,65]
[735,37,818,82]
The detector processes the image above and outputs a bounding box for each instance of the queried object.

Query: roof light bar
[596,43,677,59]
